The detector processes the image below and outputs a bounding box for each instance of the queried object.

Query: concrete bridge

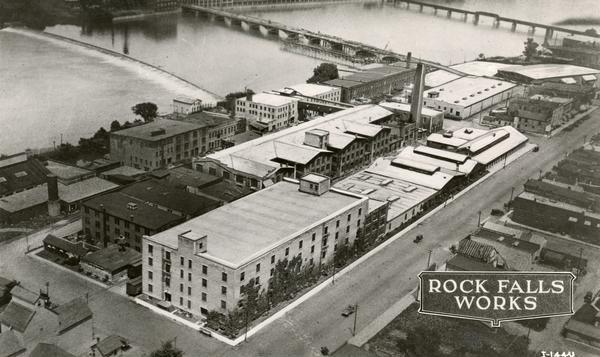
[182,4,468,76]
[393,0,600,44]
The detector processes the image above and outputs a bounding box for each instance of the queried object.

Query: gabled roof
[96,335,127,356]
[0,302,35,333]
[9,286,39,306]
[29,343,76,357]
[53,298,92,334]
[272,141,327,165]
[0,330,24,357]
[457,239,495,261]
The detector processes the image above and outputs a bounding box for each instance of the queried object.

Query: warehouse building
[142,175,369,315]
[423,76,522,120]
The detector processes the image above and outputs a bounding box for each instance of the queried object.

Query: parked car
[532,144,539,152]
[491,208,504,216]
[342,305,356,317]
[414,234,424,243]
[585,291,594,303]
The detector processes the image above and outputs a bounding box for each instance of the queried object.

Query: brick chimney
[47,174,60,217]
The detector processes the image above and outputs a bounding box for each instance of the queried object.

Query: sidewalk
[549,106,598,138]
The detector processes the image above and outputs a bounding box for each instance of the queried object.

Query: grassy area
[368,303,530,357]
[0,231,25,244]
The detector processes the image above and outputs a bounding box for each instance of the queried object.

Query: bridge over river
[181,3,469,76]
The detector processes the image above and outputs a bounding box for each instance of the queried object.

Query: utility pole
[477,210,482,227]
[352,304,359,336]
[426,249,433,270]
[577,247,584,280]
[539,169,542,180]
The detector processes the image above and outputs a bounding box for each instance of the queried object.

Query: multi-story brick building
[110,119,205,170]
[235,93,298,134]
[193,105,396,190]
[508,95,573,134]
[110,115,238,170]
[142,175,369,315]
[82,179,221,251]
[325,64,416,103]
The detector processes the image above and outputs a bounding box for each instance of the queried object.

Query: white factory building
[423,76,522,120]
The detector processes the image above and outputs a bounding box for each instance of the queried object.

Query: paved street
[0,110,598,356]
[225,109,600,357]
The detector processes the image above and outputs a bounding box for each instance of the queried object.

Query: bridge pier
[447,10,451,18]
[473,13,479,25]
[511,21,517,32]
[224,17,232,26]
[544,28,554,44]
[493,18,500,28]
[419,4,423,12]
[530,26,536,35]
[433,8,438,15]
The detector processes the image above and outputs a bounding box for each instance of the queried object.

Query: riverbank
[0,0,78,29]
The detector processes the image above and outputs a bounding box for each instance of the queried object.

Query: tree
[149,341,183,357]
[478,53,486,60]
[397,325,442,357]
[584,28,598,36]
[523,38,539,62]
[110,120,121,132]
[307,63,339,84]
[132,102,158,122]
[218,89,254,112]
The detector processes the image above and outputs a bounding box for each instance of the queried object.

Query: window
[221,286,227,295]
[357,220,361,227]
[324,226,328,234]
[188,287,192,295]
[358,208,362,216]
[335,232,339,239]
[165,251,171,261]
[336,220,340,228]
[285,247,289,256]
[311,245,315,253]
[256,263,261,273]
[202,278,207,288]
[148,257,153,266]
[148,271,153,280]
[312,233,316,241]
[202,292,207,302]
[346,226,350,233]
[221,300,227,309]
[256,276,260,285]
[180,257,184,265]
[202,265,208,274]
[179,284,183,293]
[347,214,351,222]
[188,273,192,282]
[271,255,275,264]
[299,240,303,249]
[187,300,191,309]
[270,268,274,277]
[222,272,228,282]
[148,244,153,255]
[180,269,184,279]
[188,260,192,269]
[241,272,245,281]
[148,284,153,293]
[179,297,183,306]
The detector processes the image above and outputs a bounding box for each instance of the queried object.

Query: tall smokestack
[406,52,412,68]
[47,174,60,217]
[410,63,426,131]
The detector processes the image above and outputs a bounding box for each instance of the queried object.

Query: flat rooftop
[424,76,517,108]
[281,83,338,97]
[83,191,182,230]
[240,92,297,107]
[397,146,477,175]
[205,105,393,178]
[378,101,443,117]
[497,64,600,80]
[518,191,600,219]
[334,171,436,222]
[45,160,92,181]
[469,126,528,165]
[147,180,365,267]
[366,157,454,191]
[111,119,202,142]
[450,61,520,77]
[425,70,462,88]
[81,245,141,273]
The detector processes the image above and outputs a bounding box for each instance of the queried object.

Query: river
[1,0,598,154]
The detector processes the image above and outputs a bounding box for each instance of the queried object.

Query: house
[94,335,129,357]
[445,238,508,271]
[173,96,205,114]
[563,297,600,348]
[53,298,93,335]
[235,93,299,134]
[0,330,25,357]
